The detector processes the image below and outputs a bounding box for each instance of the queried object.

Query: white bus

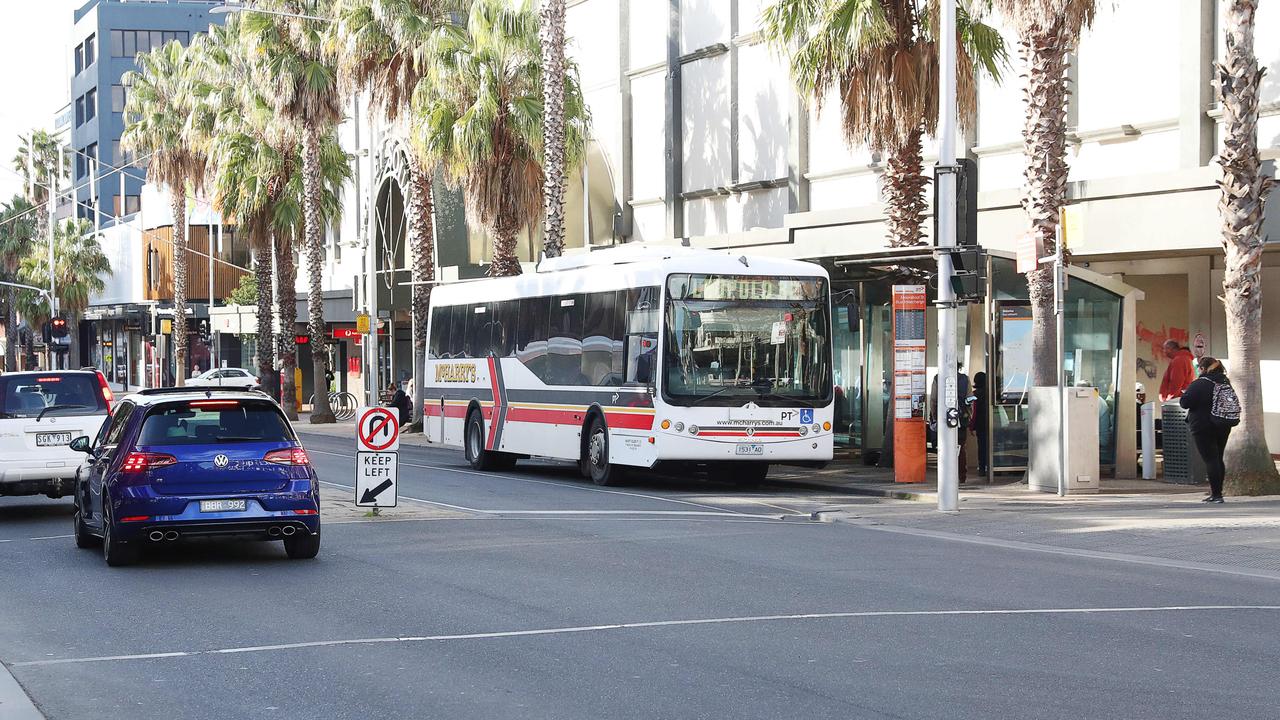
[423,245,833,485]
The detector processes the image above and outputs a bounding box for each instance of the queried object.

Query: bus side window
[428,306,449,360]
[492,300,518,357]
[446,304,467,359]
[466,303,491,358]
[582,291,620,386]
[516,296,549,378]
[548,294,585,385]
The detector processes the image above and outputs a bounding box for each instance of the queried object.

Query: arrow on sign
[360,479,394,504]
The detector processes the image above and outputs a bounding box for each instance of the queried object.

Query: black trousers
[1192,426,1231,497]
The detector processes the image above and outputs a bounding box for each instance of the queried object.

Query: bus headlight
[674,422,685,432]
[799,425,809,436]
[688,425,699,435]
[812,424,821,434]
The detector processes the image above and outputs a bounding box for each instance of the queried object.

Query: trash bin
[1160,402,1206,484]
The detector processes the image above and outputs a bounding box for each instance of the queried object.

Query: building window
[85,89,97,122]
[112,85,127,113]
[84,33,95,65]
[74,43,84,75]
[111,30,192,58]
[76,153,86,180]
[75,97,85,126]
[127,194,140,215]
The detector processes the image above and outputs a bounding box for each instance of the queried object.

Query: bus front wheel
[465,410,516,472]
[585,417,625,486]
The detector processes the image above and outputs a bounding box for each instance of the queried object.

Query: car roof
[2,370,98,378]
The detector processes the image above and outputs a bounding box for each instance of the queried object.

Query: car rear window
[0,374,106,419]
[139,400,294,446]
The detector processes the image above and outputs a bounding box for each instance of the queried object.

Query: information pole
[892,285,928,484]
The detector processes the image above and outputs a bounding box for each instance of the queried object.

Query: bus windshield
[663,274,832,408]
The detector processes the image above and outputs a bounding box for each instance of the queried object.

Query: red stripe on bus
[486,357,502,450]
[696,431,800,438]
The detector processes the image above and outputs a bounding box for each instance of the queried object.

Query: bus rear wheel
[585,416,624,486]
[465,410,515,472]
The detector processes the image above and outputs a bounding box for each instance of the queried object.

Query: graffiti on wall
[1135,322,1189,380]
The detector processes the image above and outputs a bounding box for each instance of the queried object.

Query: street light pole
[365,114,380,406]
[935,0,960,512]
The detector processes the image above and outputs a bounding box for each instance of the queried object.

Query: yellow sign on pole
[1060,205,1084,250]
[356,313,370,334]
[160,318,172,335]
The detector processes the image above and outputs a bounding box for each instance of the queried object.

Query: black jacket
[389,389,412,423]
[1179,371,1226,434]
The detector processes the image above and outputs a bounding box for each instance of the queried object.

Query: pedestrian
[386,382,412,426]
[1159,339,1195,401]
[1179,356,1241,503]
[929,364,971,484]
[971,371,989,476]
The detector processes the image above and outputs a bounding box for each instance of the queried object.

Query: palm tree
[539,0,567,259]
[122,40,205,385]
[12,129,68,228]
[990,0,1096,385]
[763,0,1006,248]
[18,218,111,368]
[0,196,37,371]
[243,0,346,423]
[331,0,459,426]
[1215,0,1278,495]
[413,0,588,277]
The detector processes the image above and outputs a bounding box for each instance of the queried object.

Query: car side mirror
[69,436,92,454]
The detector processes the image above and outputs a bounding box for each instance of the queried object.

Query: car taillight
[264,448,309,466]
[120,452,177,473]
[95,371,113,412]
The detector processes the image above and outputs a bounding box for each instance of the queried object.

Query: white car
[0,370,113,499]
[185,367,261,390]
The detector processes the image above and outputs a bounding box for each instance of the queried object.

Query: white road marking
[0,534,73,544]
[14,605,1279,668]
[309,449,753,516]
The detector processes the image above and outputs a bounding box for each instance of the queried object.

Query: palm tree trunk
[1017,28,1071,387]
[68,312,81,370]
[277,229,299,421]
[301,124,335,424]
[883,128,929,247]
[540,0,568,259]
[170,189,189,386]
[488,215,523,278]
[253,230,278,401]
[5,288,16,372]
[407,154,435,429]
[1216,0,1279,495]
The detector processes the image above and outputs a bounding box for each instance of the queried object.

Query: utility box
[1028,387,1101,495]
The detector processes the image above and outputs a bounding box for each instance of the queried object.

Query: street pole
[365,113,379,406]
[935,0,959,512]
[1055,219,1067,496]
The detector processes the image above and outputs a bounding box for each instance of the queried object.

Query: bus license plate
[36,432,72,447]
[735,443,764,456]
[200,499,247,513]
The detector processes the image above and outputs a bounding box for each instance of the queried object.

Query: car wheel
[101,504,138,567]
[585,416,624,486]
[73,504,99,549]
[284,523,321,560]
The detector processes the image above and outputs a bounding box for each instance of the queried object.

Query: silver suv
[0,370,112,499]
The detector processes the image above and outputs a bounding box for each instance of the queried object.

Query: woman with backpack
[1179,356,1241,503]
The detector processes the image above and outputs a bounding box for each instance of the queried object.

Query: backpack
[1210,379,1241,428]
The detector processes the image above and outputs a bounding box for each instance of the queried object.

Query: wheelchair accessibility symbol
[800,409,814,425]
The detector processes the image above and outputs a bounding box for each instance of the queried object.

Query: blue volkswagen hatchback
[70,388,321,566]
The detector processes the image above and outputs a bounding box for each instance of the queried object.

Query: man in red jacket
[1159,340,1195,401]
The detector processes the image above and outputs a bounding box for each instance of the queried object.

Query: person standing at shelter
[1179,356,1240,504]
[1159,339,1195,401]
[971,372,989,476]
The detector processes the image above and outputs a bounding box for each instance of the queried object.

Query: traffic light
[933,158,979,248]
[50,316,69,339]
[41,321,51,344]
[949,247,987,303]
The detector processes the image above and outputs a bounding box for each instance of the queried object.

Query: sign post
[355,406,399,511]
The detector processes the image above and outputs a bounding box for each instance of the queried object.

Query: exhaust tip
[281,526,297,537]
[164,531,179,541]
[268,527,282,537]
[148,530,164,542]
